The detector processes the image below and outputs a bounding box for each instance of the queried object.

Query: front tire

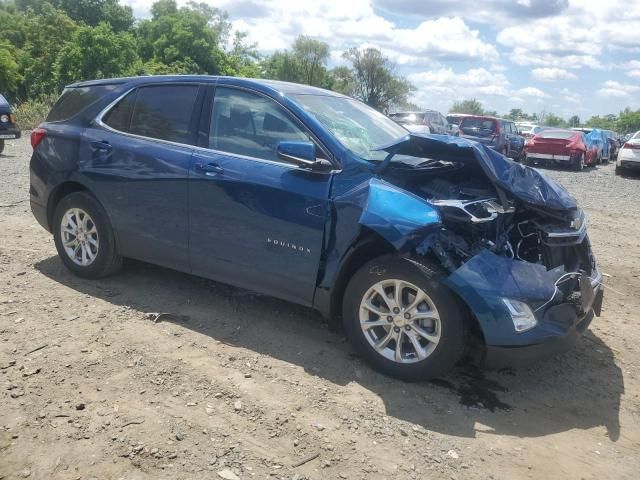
[53,191,122,279]
[342,255,466,381]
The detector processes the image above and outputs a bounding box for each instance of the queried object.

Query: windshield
[292,94,407,161]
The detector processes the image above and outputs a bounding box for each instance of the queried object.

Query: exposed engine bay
[379,156,597,307]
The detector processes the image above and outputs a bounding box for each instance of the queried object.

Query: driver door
[188,86,333,306]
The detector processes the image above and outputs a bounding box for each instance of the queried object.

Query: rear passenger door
[188,86,333,306]
[82,83,204,271]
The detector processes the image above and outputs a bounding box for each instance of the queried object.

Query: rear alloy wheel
[53,191,122,278]
[343,255,466,381]
[574,153,585,171]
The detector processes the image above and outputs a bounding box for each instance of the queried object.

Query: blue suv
[0,93,21,154]
[29,76,603,380]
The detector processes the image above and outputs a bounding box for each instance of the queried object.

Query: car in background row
[458,115,525,160]
[389,110,451,134]
[572,127,610,163]
[616,131,640,175]
[525,129,597,171]
[0,94,21,154]
[516,123,546,142]
[603,130,619,160]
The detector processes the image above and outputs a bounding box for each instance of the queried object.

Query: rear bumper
[30,200,50,232]
[0,128,21,140]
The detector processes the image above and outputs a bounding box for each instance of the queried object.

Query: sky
[122,0,640,119]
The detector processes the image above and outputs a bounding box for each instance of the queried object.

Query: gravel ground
[1,135,639,480]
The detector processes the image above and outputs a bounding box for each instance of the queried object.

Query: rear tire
[0,140,4,155]
[573,153,584,171]
[342,255,466,381]
[52,191,122,279]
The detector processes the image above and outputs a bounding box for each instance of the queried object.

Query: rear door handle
[196,162,224,176]
[91,140,112,153]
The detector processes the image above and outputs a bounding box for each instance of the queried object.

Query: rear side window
[128,85,200,144]
[47,85,118,122]
[102,90,137,132]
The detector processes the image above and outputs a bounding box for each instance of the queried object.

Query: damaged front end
[346,134,604,366]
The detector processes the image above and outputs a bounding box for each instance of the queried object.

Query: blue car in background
[29,76,603,380]
[0,93,21,154]
[574,128,610,163]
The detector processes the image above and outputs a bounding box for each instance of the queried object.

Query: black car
[0,94,21,154]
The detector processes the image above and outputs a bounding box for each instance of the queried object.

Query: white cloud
[532,67,577,81]
[560,87,581,104]
[515,87,549,98]
[597,81,640,98]
[628,70,640,79]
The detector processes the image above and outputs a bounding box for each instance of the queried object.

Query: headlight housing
[502,298,538,332]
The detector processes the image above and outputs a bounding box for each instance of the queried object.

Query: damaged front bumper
[444,249,603,368]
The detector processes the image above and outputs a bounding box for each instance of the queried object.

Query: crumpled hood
[374,134,578,212]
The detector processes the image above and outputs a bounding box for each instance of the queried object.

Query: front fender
[348,178,441,249]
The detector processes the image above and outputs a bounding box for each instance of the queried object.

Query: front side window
[125,85,199,144]
[209,87,310,162]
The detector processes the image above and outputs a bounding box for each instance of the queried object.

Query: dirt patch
[1,136,639,479]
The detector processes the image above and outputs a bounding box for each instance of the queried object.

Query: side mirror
[276,141,331,171]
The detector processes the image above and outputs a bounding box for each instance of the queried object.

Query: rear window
[459,117,497,134]
[47,85,118,122]
[127,85,200,144]
[539,131,575,139]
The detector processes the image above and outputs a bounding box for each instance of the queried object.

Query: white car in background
[616,131,640,175]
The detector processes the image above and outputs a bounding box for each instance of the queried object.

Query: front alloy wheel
[359,279,441,363]
[343,255,466,381]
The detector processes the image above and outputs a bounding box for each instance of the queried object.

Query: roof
[68,75,346,98]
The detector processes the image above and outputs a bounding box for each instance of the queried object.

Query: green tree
[137,0,232,74]
[585,115,616,130]
[542,113,567,128]
[53,22,139,87]
[0,41,23,98]
[342,47,414,111]
[568,115,580,127]
[615,108,640,133]
[15,0,134,32]
[506,108,523,120]
[326,66,355,95]
[449,98,484,115]
[261,51,303,83]
[291,35,329,86]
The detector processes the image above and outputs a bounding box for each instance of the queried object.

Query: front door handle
[196,162,224,176]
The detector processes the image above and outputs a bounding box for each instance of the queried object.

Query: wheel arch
[323,228,397,323]
[46,181,95,231]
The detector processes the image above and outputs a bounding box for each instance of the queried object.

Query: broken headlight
[502,298,538,332]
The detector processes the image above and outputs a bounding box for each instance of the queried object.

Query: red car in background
[525,129,598,171]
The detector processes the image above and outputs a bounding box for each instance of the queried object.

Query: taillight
[623,142,640,150]
[31,128,47,149]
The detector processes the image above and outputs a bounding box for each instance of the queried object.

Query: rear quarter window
[47,85,119,122]
[128,85,200,145]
